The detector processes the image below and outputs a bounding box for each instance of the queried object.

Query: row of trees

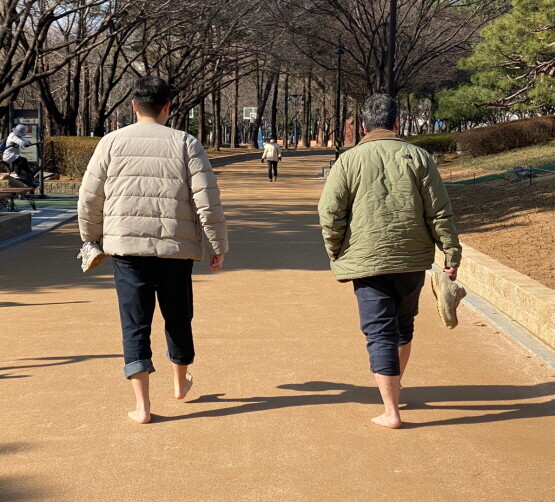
[1,0,551,146]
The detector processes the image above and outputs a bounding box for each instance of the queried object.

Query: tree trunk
[230,70,239,148]
[406,94,413,136]
[427,95,435,134]
[320,92,327,146]
[249,72,275,149]
[270,72,279,139]
[82,65,91,136]
[283,74,289,149]
[212,90,221,151]
[198,97,207,145]
[301,74,312,148]
[355,105,361,143]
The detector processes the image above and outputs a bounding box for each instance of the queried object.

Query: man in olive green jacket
[318,94,461,429]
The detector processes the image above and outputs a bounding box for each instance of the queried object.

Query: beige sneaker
[431,271,467,329]
[77,242,106,272]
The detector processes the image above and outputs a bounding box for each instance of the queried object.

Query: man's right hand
[443,267,458,281]
[210,254,224,272]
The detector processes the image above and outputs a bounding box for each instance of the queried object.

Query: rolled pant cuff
[124,359,156,379]
[166,351,194,366]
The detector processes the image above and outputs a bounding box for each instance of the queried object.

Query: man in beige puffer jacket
[78,76,228,424]
[318,94,461,429]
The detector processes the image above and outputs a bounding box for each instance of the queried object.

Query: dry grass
[456,140,555,172]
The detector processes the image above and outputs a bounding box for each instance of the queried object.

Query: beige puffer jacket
[78,121,228,260]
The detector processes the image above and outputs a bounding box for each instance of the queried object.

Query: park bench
[0,188,36,211]
[0,192,11,211]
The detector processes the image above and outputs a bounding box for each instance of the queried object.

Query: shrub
[457,115,555,157]
[44,136,100,178]
[406,133,457,154]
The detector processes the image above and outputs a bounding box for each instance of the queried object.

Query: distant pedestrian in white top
[261,137,282,182]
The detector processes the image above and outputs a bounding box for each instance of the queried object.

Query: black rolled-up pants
[112,256,195,379]
[353,271,425,376]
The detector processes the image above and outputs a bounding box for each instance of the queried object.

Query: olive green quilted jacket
[318,129,461,281]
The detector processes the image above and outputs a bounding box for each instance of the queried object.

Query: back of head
[362,94,398,132]
[132,76,172,117]
[13,124,26,137]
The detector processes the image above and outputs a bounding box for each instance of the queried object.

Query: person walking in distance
[78,76,228,424]
[261,137,282,182]
[318,94,462,429]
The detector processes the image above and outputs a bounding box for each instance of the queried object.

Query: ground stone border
[0,212,31,240]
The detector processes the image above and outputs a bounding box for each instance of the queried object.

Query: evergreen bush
[457,116,555,157]
[406,133,457,154]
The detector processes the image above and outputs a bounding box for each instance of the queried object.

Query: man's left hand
[443,267,458,281]
[210,254,224,272]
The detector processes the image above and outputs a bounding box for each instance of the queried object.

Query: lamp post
[334,43,345,161]
[387,0,397,97]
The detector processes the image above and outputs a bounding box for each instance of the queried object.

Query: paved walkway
[0,208,77,250]
[1,154,554,501]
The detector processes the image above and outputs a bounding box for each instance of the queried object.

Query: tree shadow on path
[152,380,555,428]
[0,301,90,308]
[0,443,51,501]
[0,354,122,379]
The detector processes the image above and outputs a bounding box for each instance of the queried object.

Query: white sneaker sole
[81,251,106,272]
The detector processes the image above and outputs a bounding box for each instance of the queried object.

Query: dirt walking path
[1,154,554,501]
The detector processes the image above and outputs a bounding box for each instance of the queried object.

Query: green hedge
[457,115,555,157]
[406,133,457,154]
[44,136,100,178]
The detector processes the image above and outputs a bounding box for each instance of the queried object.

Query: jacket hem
[332,265,431,282]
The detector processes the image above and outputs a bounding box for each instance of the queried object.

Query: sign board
[243,107,257,121]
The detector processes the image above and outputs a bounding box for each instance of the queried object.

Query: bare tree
[274,0,509,96]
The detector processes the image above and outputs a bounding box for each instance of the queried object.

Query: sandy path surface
[1,154,554,501]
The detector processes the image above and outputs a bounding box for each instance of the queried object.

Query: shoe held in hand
[77,242,107,272]
[431,271,467,329]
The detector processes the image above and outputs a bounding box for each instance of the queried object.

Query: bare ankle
[173,367,193,400]
[371,411,402,429]
[128,406,151,424]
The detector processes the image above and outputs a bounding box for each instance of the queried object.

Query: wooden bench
[0,192,11,211]
[0,188,36,211]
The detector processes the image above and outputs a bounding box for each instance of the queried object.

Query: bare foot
[174,371,193,400]
[371,412,402,429]
[128,408,151,424]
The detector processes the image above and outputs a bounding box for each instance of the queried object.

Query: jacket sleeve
[318,158,349,260]
[9,133,28,148]
[186,135,229,255]
[420,155,462,267]
[78,139,109,243]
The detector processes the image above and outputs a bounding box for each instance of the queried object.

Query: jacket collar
[358,128,406,145]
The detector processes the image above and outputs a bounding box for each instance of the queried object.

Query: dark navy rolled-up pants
[353,271,425,376]
[113,256,195,379]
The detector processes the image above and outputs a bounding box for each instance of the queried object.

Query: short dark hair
[361,94,399,131]
[132,76,172,116]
